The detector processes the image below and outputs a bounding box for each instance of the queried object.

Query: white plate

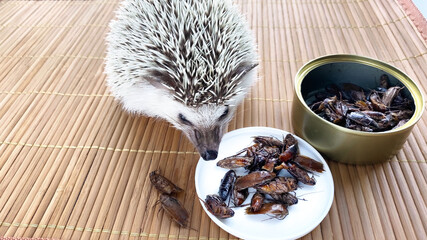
[195,127,334,240]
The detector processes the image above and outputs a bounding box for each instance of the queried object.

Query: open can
[292,54,425,164]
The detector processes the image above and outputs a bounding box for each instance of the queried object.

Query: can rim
[294,54,425,136]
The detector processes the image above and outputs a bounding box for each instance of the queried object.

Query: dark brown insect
[342,82,366,102]
[253,136,284,148]
[261,158,277,172]
[233,187,249,206]
[270,193,298,206]
[202,194,235,219]
[382,86,402,107]
[216,156,253,169]
[361,110,387,121]
[335,99,349,115]
[369,92,388,112]
[234,171,276,191]
[355,100,371,111]
[245,202,289,220]
[293,155,325,173]
[263,146,281,156]
[250,192,265,212]
[283,134,298,150]
[255,177,298,194]
[277,134,299,162]
[278,144,298,162]
[159,194,189,228]
[287,164,316,185]
[393,119,409,129]
[347,111,379,129]
[150,170,183,195]
[218,170,236,201]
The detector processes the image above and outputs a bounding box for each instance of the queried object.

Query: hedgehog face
[174,104,234,160]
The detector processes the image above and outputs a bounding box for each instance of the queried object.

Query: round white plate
[195,127,334,240]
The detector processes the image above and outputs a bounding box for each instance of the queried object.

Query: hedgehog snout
[201,150,218,161]
[185,125,223,161]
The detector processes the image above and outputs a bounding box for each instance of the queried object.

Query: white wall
[413,0,427,18]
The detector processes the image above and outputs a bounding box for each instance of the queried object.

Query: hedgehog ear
[145,70,175,91]
[231,62,258,81]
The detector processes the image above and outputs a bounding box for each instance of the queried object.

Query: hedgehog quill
[105,0,258,160]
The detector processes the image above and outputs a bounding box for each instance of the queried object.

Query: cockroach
[216,156,253,169]
[261,158,277,172]
[150,170,183,195]
[270,193,298,206]
[159,194,189,228]
[287,164,316,185]
[233,185,249,207]
[293,155,324,173]
[278,144,298,162]
[218,170,236,201]
[382,86,402,107]
[245,203,289,220]
[347,111,379,129]
[234,171,276,191]
[369,92,388,112]
[361,110,387,121]
[255,177,298,194]
[201,194,234,219]
[252,136,284,148]
[249,192,265,212]
[283,134,298,150]
[392,119,409,129]
[355,100,372,111]
[342,82,366,101]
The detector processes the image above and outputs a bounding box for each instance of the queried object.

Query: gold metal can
[292,54,425,164]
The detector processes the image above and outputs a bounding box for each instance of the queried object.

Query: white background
[414,0,427,18]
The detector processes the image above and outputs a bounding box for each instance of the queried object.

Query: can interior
[301,62,414,106]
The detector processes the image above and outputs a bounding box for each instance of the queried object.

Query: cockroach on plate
[218,170,236,201]
[293,155,324,173]
[201,194,234,219]
[234,171,276,191]
[252,136,284,148]
[232,184,249,207]
[245,202,289,220]
[249,191,265,212]
[255,177,298,194]
[286,164,316,185]
[270,192,298,206]
[217,156,253,169]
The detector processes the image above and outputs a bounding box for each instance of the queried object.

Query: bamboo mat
[0,0,426,239]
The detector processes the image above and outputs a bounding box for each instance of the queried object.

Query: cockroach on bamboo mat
[149,170,192,229]
[149,170,183,195]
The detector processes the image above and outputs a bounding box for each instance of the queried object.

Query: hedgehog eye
[194,129,201,141]
[218,106,229,121]
[179,113,193,126]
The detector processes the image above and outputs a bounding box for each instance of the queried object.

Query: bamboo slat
[0,0,426,239]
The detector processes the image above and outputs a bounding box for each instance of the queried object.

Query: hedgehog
[105,0,258,160]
